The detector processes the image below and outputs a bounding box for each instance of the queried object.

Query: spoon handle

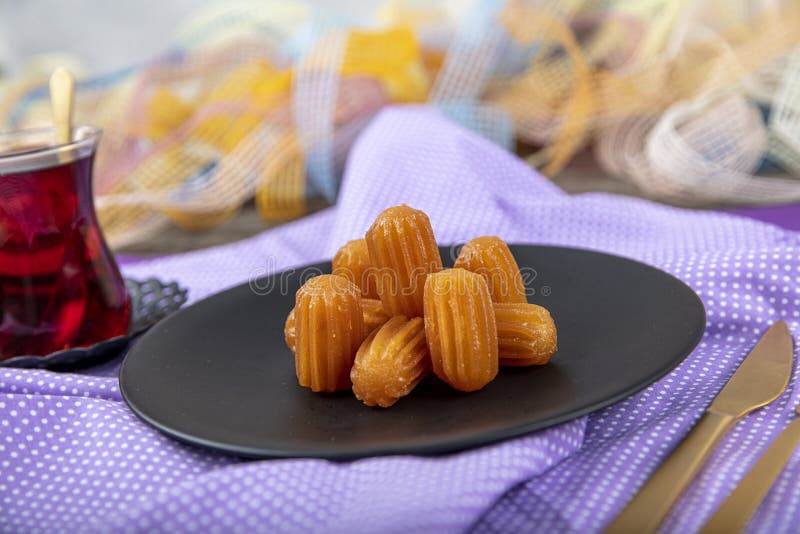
[49,68,75,145]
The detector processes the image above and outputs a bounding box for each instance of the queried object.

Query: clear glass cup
[0,126,130,359]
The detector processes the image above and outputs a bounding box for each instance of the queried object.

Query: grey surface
[0,0,370,76]
[0,0,208,75]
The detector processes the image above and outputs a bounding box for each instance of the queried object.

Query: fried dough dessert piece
[494,302,558,366]
[423,268,498,392]
[362,298,390,333]
[292,274,364,392]
[351,316,430,408]
[284,297,388,354]
[365,205,443,317]
[453,236,527,304]
[284,308,297,353]
[332,238,380,299]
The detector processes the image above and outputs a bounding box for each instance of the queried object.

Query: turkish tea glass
[0,126,130,359]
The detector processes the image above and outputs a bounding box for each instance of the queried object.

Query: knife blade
[707,321,794,417]
[605,321,794,534]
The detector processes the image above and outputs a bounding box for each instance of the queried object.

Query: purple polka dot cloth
[3,107,800,533]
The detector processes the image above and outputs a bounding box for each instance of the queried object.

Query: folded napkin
[2,107,799,533]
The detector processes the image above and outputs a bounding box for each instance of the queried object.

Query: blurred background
[1,0,799,254]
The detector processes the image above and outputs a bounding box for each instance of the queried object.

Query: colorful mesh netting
[2,0,799,247]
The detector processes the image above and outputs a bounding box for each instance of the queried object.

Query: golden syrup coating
[293,274,364,392]
[495,302,558,366]
[453,236,527,304]
[365,205,443,317]
[284,307,297,354]
[423,268,498,392]
[332,238,380,299]
[351,316,430,408]
[285,298,387,355]
[362,298,390,334]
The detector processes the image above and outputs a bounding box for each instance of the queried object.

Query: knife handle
[700,417,800,534]
[605,410,736,534]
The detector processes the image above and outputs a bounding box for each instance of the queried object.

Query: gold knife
[605,321,794,534]
[700,403,800,533]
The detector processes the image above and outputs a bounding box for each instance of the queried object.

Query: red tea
[0,128,129,359]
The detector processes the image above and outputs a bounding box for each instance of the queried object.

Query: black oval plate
[120,245,705,459]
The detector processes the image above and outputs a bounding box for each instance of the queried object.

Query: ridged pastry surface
[365,205,443,317]
[351,316,430,408]
[495,302,558,366]
[332,238,380,299]
[285,298,388,355]
[293,274,364,392]
[423,268,498,392]
[362,298,390,334]
[454,236,527,304]
[284,307,297,354]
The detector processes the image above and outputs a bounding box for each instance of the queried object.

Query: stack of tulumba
[284,205,557,408]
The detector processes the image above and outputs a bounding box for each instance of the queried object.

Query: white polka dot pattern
[3,106,800,533]
[0,367,583,533]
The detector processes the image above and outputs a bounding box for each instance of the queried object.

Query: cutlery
[700,403,800,533]
[605,321,794,534]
